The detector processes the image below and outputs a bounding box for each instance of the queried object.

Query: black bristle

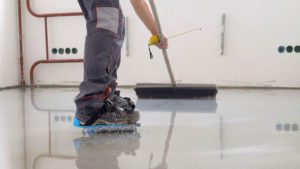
[135,83,218,99]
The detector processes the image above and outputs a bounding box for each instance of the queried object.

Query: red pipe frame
[23,0,84,86]
[26,0,82,17]
[44,17,49,60]
[30,59,83,86]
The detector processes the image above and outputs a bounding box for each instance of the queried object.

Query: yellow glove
[148,35,160,46]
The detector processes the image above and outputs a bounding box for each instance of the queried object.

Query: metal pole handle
[149,0,176,87]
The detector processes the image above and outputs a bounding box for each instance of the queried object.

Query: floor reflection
[0,88,300,169]
[136,99,217,113]
[74,133,141,169]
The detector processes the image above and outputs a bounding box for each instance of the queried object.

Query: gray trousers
[75,0,125,111]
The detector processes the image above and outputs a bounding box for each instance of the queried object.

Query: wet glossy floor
[0,88,300,169]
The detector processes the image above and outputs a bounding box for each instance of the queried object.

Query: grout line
[0,85,300,91]
[0,85,21,91]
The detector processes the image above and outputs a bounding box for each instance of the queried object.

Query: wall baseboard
[0,85,21,91]
[0,85,299,91]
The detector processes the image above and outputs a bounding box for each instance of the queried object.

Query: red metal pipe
[44,17,49,60]
[18,0,25,87]
[30,59,83,86]
[26,0,85,86]
[26,0,82,18]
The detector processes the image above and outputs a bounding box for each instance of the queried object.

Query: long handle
[149,0,176,87]
[162,111,176,163]
[125,16,130,56]
[221,13,226,55]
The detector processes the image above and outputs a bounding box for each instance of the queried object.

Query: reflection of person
[151,163,168,169]
[74,0,168,126]
[74,133,141,169]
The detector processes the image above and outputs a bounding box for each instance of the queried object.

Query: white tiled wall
[0,0,20,88]
[18,0,300,87]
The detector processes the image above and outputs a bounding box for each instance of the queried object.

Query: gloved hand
[148,35,168,49]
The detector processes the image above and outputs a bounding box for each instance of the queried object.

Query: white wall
[0,0,20,88]
[23,0,300,88]
[0,90,25,169]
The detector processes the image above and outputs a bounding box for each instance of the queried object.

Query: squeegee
[134,0,218,99]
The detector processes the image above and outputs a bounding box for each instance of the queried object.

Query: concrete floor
[0,88,300,169]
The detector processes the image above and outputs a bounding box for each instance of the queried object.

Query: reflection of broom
[135,0,218,99]
[148,112,176,169]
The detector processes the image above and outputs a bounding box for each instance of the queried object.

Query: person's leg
[107,39,140,124]
[75,0,126,124]
[109,3,125,93]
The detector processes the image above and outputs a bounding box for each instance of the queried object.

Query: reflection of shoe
[73,132,141,169]
[73,132,141,153]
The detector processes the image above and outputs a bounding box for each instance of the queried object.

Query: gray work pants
[75,0,125,111]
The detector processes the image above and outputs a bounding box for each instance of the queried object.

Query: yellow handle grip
[148,35,160,46]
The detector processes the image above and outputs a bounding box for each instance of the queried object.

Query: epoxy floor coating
[0,88,300,169]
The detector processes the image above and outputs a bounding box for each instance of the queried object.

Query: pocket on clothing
[105,50,114,76]
[96,7,120,34]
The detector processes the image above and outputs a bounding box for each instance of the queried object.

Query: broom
[134,0,218,99]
